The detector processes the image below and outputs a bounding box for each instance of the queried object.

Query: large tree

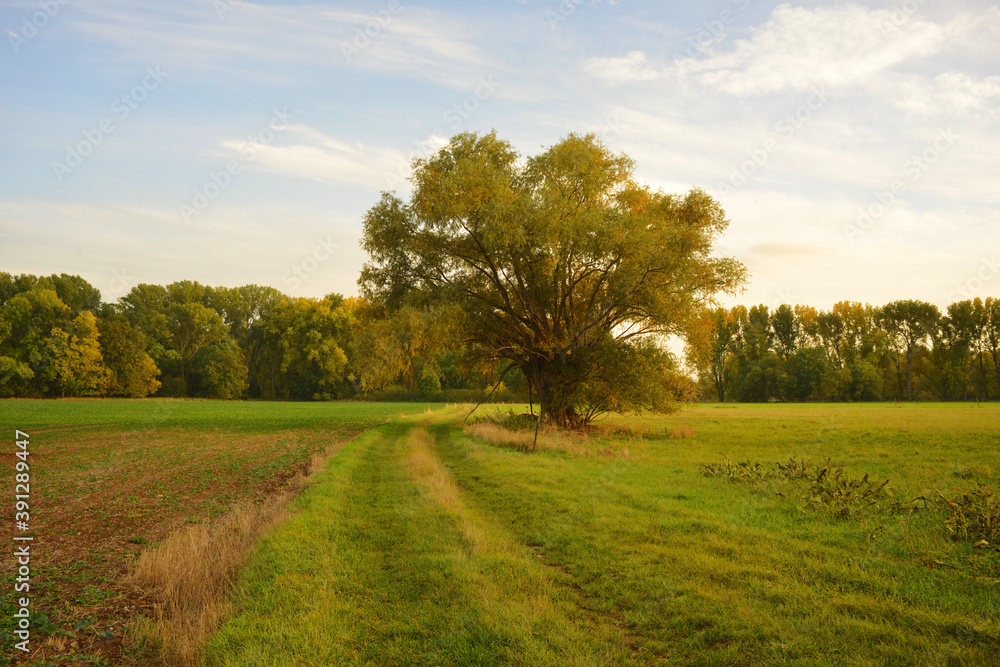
[880,299,941,401]
[685,306,739,402]
[166,301,228,390]
[266,296,351,400]
[359,131,746,426]
[98,314,161,397]
[0,286,73,396]
[42,310,109,397]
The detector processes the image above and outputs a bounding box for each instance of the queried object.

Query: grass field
[0,399,437,665]
[2,401,999,665]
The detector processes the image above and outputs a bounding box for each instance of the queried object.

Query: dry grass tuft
[667,424,695,439]
[125,446,332,665]
[406,429,496,554]
[465,422,629,458]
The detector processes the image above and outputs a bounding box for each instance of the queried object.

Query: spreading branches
[359,131,746,427]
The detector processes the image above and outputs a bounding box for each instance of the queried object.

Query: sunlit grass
[205,402,999,665]
[0,399,441,665]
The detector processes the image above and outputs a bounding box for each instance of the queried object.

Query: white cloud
[894,73,1000,117]
[68,0,495,90]
[684,3,950,95]
[584,4,990,97]
[217,124,444,192]
[582,50,660,83]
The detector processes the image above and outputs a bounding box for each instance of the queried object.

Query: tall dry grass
[126,452,327,665]
[465,422,631,458]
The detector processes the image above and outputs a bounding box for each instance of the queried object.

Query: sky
[1,0,998,312]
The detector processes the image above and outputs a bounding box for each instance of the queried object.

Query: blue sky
[2,0,998,310]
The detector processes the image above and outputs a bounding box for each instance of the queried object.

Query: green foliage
[352,301,462,393]
[881,299,942,401]
[702,457,911,523]
[936,484,999,545]
[360,131,746,426]
[703,454,999,566]
[48,273,102,314]
[471,407,540,431]
[547,333,689,422]
[167,301,228,389]
[781,345,833,400]
[687,297,1000,403]
[361,385,524,404]
[417,360,442,393]
[267,296,350,400]
[44,311,111,397]
[194,339,249,399]
[0,356,33,397]
[98,314,161,397]
[0,602,55,650]
[0,275,359,400]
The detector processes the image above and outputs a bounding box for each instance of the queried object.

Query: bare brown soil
[1,424,358,666]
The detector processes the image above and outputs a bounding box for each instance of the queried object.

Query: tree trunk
[906,348,913,401]
[269,355,277,400]
[896,352,903,400]
[524,360,546,451]
[978,348,988,401]
[523,357,588,435]
[991,346,1000,401]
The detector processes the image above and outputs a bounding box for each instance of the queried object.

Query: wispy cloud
[217,124,410,190]
[894,73,1000,118]
[584,4,988,97]
[746,241,841,267]
[65,0,495,89]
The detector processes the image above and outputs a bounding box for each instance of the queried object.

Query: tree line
[5,134,996,412]
[0,272,511,400]
[5,282,998,405]
[685,299,1000,403]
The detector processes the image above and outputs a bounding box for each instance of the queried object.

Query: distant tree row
[685,299,1000,402]
[6,273,997,404]
[0,273,507,400]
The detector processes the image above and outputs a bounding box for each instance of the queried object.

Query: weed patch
[702,457,902,518]
[702,457,1000,579]
[936,484,999,545]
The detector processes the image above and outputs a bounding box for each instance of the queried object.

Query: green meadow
[200,402,999,666]
[1,400,997,665]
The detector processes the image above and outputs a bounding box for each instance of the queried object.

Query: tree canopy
[685,298,1000,403]
[360,131,747,426]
